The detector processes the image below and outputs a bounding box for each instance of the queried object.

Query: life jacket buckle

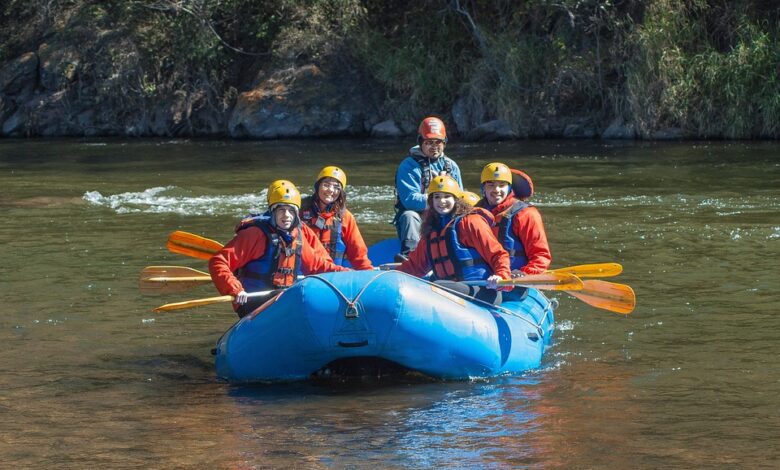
[315,216,328,230]
[345,303,359,318]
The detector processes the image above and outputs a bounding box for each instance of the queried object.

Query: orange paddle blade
[497,272,584,291]
[567,280,636,314]
[549,263,623,278]
[166,231,224,260]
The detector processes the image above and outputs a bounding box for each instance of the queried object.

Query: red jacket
[489,195,552,275]
[303,202,373,270]
[208,223,348,297]
[398,209,512,280]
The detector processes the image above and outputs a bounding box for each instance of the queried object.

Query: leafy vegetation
[1,0,778,138]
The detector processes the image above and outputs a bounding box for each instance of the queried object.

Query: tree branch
[449,0,503,79]
[137,0,272,57]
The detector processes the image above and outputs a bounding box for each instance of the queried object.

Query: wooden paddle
[139,266,212,293]
[465,272,584,291]
[548,263,622,278]
[166,230,222,260]
[566,280,636,314]
[153,290,275,312]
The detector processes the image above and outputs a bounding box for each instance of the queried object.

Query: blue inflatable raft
[214,270,555,383]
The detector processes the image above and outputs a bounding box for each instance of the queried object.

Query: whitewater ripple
[83,185,398,217]
[83,186,267,216]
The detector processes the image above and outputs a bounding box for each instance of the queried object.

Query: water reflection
[223,377,545,467]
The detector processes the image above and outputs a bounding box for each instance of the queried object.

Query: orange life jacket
[426,210,492,281]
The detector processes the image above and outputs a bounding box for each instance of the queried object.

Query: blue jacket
[395,146,462,212]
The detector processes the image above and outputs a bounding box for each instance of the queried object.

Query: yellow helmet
[459,191,481,206]
[480,162,512,184]
[267,179,301,208]
[426,175,461,198]
[316,165,347,188]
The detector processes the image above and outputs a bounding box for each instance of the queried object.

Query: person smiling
[393,117,462,261]
[300,166,372,270]
[209,180,349,317]
[397,175,512,305]
[478,162,551,275]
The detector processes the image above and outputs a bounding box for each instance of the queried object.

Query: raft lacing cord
[306,270,398,318]
[420,276,547,338]
[308,271,548,338]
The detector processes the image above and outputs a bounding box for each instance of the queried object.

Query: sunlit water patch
[84,186,268,216]
[348,185,396,203]
[542,193,779,212]
[83,185,397,218]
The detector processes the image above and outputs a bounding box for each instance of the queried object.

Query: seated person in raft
[396,175,513,305]
[300,165,373,270]
[209,179,349,318]
[477,162,552,276]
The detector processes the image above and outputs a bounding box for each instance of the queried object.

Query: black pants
[434,280,502,306]
[236,289,282,318]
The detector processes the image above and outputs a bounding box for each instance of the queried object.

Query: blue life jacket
[496,201,531,270]
[427,210,491,281]
[234,213,302,291]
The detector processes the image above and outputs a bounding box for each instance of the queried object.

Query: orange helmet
[418,117,447,141]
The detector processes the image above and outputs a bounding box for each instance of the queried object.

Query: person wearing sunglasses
[393,116,462,262]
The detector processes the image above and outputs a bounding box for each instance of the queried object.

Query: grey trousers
[394,210,422,255]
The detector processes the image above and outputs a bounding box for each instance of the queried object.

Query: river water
[1,138,778,468]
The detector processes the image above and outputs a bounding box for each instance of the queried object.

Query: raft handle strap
[306,271,397,319]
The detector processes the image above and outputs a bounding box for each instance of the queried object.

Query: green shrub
[626,0,780,138]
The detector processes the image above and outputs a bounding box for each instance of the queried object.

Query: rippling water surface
[1,139,778,468]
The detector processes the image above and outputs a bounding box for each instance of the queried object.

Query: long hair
[312,180,347,214]
[420,195,472,238]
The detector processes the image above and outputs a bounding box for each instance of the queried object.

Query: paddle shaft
[153,289,275,312]
[146,276,211,282]
[467,277,635,314]
[464,272,583,291]
[141,265,210,278]
[161,233,636,312]
[139,266,213,293]
[548,262,622,278]
[167,233,623,286]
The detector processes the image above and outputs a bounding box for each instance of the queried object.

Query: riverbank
[1,1,778,140]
